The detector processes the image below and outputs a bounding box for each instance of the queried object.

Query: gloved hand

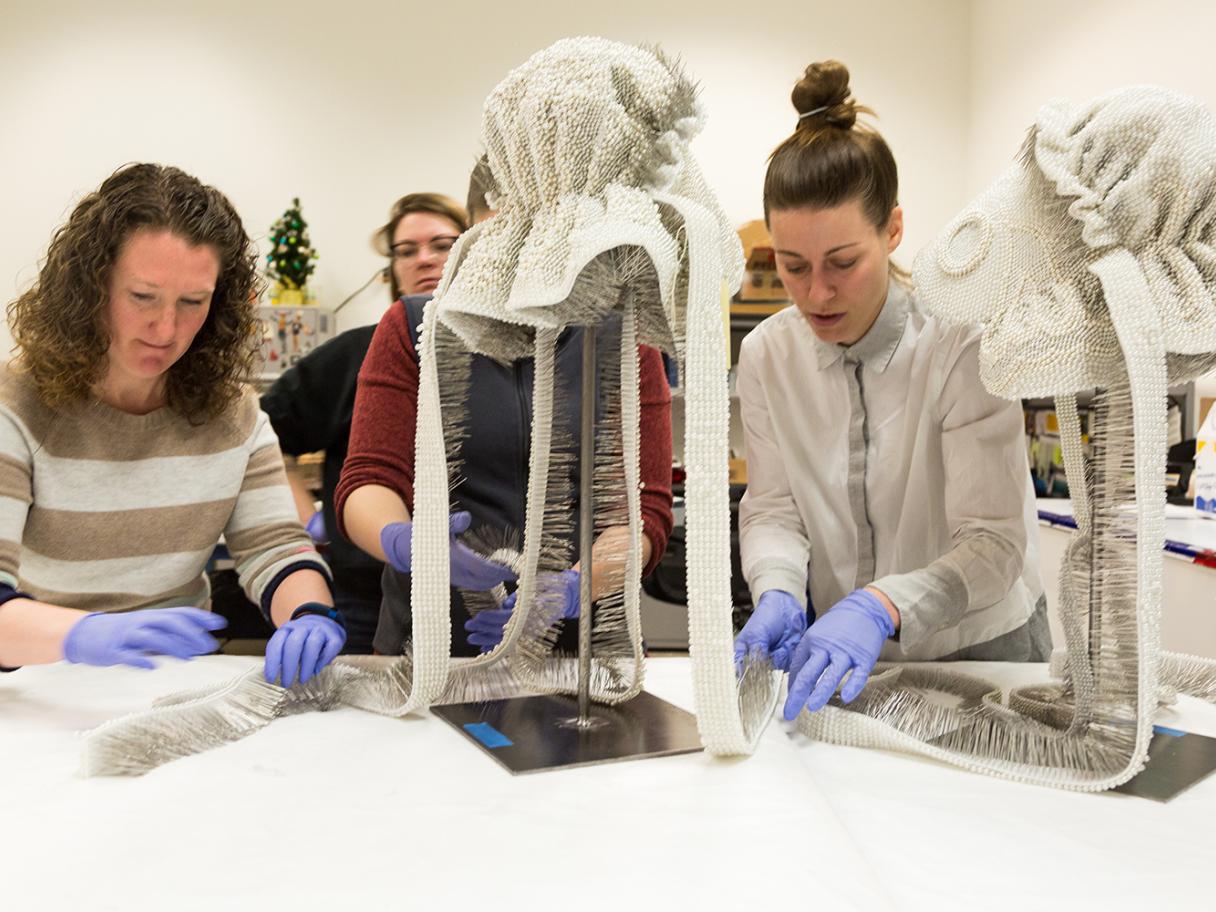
[732,589,806,672]
[464,568,581,653]
[63,606,227,670]
[305,510,327,544]
[264,606,346,689]
[783,588,895,720]
[380,510,517,591]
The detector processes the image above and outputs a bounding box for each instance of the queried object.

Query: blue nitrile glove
[305,510,327,544]
[63,607,227,670]
[464,568,581,653]
[732,589,807,673]
[783,588,895,720]
[380,510,517,591]
[264,605,346,689]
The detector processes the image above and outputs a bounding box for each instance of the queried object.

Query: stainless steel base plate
[432,690,704,774]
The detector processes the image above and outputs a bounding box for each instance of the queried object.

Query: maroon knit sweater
[335,300,674,576]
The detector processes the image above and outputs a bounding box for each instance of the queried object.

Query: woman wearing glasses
[376,194,468,298]
[259,194,470,654]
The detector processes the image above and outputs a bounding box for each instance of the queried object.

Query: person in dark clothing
[259,326,380,652]
[258,193,470,653]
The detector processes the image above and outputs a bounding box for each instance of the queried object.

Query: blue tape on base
[1153,725,1187,737]
[464,722,513,749]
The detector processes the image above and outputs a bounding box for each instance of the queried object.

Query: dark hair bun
[792,59,856,128]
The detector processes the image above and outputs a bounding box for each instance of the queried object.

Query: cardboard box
[729,458,748,485]
[737,245,788,301]
[735,219,788,302]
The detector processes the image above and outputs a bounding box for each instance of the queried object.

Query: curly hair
[7,163,263,423]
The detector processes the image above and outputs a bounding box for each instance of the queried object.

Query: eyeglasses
[390,236,458,261]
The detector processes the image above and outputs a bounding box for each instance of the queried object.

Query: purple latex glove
[783,588,895,720]
[264,611,346,689]
[380,510,517,591]
[305,510,327,544]
[465,568,580,653]
[732,589,806,672]
[63,607,227,670]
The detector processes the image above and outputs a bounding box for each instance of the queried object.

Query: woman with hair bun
[733,61,1048,720]
[0,163,340,688]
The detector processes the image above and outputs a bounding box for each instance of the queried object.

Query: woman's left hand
[264,605,346,688]
[783,588,896,720]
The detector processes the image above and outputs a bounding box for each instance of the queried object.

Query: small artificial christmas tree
[266,197,319,298]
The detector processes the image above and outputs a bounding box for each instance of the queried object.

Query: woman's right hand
[732,589,807,673]
[63,607,227,669]
[380,510,517,591]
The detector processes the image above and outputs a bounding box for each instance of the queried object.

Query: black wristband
[289,602,346,631]
[0,587,33,608]
[0,587,33,671]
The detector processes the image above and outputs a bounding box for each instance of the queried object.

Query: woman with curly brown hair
[0,163,342,688]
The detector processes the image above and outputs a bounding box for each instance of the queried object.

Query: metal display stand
[433,328,705,773]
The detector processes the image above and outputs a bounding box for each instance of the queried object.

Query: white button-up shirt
[737,282,1043,660]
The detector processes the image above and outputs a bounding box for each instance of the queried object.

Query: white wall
[0,0,972,346]
[967,0,1216,412]
[967,0,1216,193]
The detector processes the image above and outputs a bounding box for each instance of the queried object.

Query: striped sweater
[0,363,329,615]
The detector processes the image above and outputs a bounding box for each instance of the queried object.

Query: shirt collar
[812,281,911,373]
